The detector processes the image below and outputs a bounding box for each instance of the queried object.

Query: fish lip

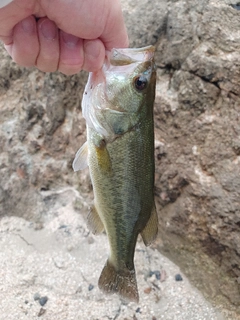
[107,45,155,66]
[103,46,156,80]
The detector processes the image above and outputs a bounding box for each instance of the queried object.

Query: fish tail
[98,259,139,303]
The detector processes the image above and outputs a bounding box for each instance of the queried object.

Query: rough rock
[154,0,240,310]
[0,0,240,315]
[0,48,90,220]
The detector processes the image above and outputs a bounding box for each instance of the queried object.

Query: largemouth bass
[73,45,158,303]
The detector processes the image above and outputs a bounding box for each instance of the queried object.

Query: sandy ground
[0,188,226,320]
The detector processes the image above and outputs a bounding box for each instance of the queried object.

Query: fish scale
[73,45,158,302]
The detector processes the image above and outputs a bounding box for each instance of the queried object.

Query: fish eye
[134,75,148,91]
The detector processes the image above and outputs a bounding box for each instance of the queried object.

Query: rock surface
[0,0,239,316]
[154,0,240,310]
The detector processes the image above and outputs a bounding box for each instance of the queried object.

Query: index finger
[0,0,39,44]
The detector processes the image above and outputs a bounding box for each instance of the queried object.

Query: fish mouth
[88,46,156,92]
[82,46,156,138]
[108,45,155,66]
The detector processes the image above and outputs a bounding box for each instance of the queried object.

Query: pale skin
[0,0,129,75]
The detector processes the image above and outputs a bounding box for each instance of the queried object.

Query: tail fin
[98,260,139,303]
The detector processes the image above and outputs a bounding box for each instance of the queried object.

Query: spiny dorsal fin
[98,260,139,303]
[141,203,158,246]
[72,141,88,172]
[87,205,104,235]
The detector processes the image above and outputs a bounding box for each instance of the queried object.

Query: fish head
[82,46,156,139]
[105,46,156,113]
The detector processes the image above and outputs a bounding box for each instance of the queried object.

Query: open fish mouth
[82,46,156,138]
[86,46,156,90]
[108,45,155,66]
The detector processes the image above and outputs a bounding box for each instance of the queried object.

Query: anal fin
[87,205,104,235]
[141,203,158,246]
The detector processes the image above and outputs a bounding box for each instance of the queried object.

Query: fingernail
[62,31,79,48]
[21,17,35,34]
[40,19,57,40]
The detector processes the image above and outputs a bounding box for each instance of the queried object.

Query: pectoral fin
[72,141,88,172]
[141,204,158,246]
[87,205,105,235]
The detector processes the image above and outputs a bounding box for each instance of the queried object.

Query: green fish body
[73,46,158,303]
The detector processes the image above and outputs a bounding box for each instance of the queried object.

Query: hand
[0,0,128,74]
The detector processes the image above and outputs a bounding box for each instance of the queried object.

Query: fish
[73,45,158,303]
